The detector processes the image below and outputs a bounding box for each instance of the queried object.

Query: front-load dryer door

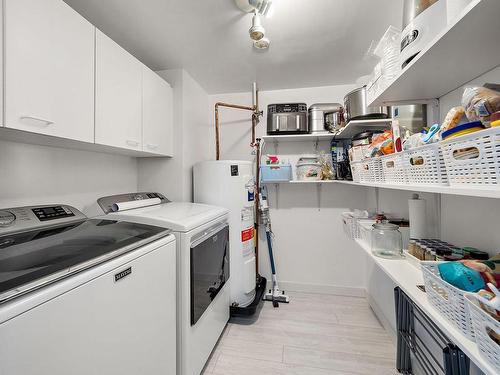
[190,223,229,325]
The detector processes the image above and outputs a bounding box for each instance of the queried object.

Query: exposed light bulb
[253,37,270,50]
[249,12,265,41]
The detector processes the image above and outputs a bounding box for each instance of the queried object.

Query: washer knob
[0,211,15,227]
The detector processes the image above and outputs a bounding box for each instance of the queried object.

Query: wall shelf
[261,178,500,199]
[262,119,393,144]
[368,0,500,106]
[261,180,336,185]
[336,180,500,199]
[334,119,392,139]
[354,239,497,375]
[262,132,334,143]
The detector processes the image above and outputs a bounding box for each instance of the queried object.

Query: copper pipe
[214,102,256,160]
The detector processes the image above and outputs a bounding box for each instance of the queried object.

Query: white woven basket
[465,294,500,372]
[350,161,361,183]
[380,152,407,184]
[341,212,357,240]
[359,160,373,183]
[403,143,448,186]
[369,157,385,183]
[421,261,475,340]
[440,127,500,187]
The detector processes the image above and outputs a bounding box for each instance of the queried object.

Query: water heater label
[241,207,253,222]
[241,228,254,242]
[230,165,239,176]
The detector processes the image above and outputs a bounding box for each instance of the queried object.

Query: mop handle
[266,230,276,275]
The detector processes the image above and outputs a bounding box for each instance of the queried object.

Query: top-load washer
[0,203,176,375]
[97,192,230,375]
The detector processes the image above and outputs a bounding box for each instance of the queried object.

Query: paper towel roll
[111,198,161,212]
[408,194,427,239]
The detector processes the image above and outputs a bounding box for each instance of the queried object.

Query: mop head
[263,288,290,304]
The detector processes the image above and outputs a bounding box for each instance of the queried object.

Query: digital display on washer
[32,206,75,221]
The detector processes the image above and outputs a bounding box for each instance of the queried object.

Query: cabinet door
[142,67,174,156]
[4,0,95,142]
[95,30,142,151]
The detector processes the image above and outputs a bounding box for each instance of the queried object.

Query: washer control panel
[32,206,75,221]
[0,205,86,236]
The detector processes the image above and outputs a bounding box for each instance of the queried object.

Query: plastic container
[421,261,475,339]
[465,295,500,372]
[440,127,500,187]
[260,164,292,183]
[359,220,376,246]
[350,161,362,183]
[296,162,321,181]
[441,121,484,140]
[402,143,448,186]
[371,222,403,259]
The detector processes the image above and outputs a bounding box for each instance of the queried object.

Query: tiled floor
[203,292,399,375]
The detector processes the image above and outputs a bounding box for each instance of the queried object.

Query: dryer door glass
[190,224,229,325]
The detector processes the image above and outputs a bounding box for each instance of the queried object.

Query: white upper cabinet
[4,0,95,142]
[142,67,173,157]
[95,30,143,151]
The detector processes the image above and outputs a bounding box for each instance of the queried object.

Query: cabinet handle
[20,116,54,125]
[146,143,159,150]
[126,140,140,147]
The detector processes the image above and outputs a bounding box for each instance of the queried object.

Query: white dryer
[97,193,230,375]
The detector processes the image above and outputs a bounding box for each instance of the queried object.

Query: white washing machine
[0,204,176,375]
[97,193,230,375]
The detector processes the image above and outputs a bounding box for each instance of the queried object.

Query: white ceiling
[64,0,403,94]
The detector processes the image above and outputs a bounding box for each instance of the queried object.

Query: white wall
[138,69,210,201]
[438,65,500,254]
[0,140,138,216]
[209,84,370,296]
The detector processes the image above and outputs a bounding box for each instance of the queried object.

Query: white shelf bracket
[274,183,280,209]
[273,140,278,155]
[317,183,321,211]
[314,139,319,153]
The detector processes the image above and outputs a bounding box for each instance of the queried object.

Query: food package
[441,106,466,133]
[369,130,394,157]
[462,86,500,125]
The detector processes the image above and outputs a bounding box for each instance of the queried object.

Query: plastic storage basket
[403,143,448,186]
[421,262,475,339]
[342,212,357,240]
[465,294,500,372]
[359,158,384,183]
[359,220,376,246]
[260,164,292,183]
[370,157,385,183]
[351,161,362,183]
[440,127,500,187]
[380,152,407,184]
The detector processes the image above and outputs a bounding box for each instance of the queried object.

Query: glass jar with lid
[371,222,403,259]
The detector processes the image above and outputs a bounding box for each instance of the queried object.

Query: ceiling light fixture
[249,12,265,41]
[253,37,270,50]
[235,0,273,16]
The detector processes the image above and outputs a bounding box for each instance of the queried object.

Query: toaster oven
[267,103,308,134]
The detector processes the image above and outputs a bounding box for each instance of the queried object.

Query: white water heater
[193,160,256,307]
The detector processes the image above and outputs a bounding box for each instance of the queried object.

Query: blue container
[260,164,292,182]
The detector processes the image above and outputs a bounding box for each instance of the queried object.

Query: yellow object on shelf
[443,127,484,140]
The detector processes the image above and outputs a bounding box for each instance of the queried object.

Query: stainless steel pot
[344,86,391,122]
